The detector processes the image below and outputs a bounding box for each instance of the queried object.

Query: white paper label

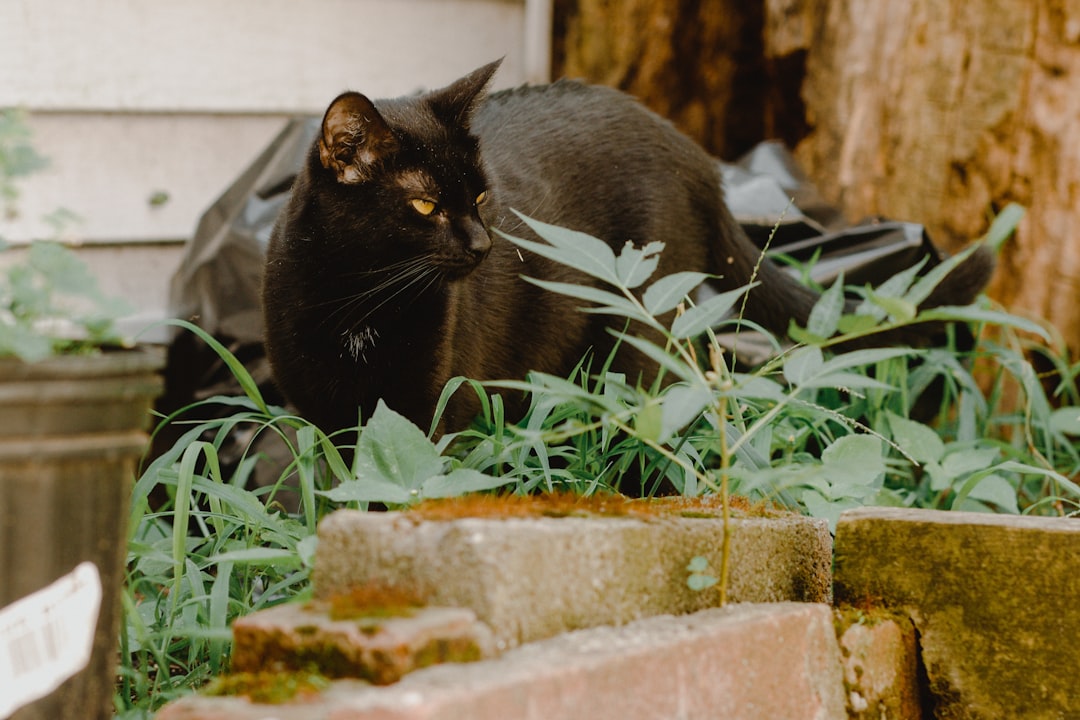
[0,562,102,719]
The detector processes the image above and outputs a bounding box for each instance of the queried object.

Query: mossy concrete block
[157,603,847,720]
[834,507,1080,720]
[834,608,923,719]
[312,510,831,647]
[231,603,495,685]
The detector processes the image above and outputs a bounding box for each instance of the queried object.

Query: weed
[116,207,1080,716]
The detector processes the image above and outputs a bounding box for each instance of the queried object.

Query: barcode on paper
[0,562,102,719]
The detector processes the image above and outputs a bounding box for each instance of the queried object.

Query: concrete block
[834,507,1080,720]
[231,603,495,685]
[157,602,848,720]
[834,608,923,719]
[312,510,832,648]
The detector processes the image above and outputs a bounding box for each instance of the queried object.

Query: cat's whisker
[348,253,437,279]
[318,255,443,329]
[312,254,438,318]
[351,264,442,326]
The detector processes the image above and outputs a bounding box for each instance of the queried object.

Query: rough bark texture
[555,0,1080,354]
[770,0,1080,352]
[552,0,769,159]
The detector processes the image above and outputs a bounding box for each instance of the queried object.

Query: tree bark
[552,0,768,159]
[555,0,1080,355]
[768,0,1080,353]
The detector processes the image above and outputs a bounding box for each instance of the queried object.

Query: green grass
[115,207,1080,716]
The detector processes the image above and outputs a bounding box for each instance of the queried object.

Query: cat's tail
[713,200,997,345]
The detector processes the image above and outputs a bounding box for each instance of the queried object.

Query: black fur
[262,60,994,435]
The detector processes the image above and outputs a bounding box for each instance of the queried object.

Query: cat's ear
[428,59,502,129]
[318,92,399,184]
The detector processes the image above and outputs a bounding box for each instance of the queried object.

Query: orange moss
[407,491,784,521]
[315,581,425,621]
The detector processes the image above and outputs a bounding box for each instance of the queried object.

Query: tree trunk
[555,0,1080,356]
[552,0,768,159]
[768,0,1080,354]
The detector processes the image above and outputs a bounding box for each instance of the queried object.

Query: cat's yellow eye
[410,198,436,216]
[475,191,488,206]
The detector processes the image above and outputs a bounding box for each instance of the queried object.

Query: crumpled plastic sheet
[164,124,948,407]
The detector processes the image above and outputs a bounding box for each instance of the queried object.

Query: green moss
[287,642,358,679]
[204,670,329,704]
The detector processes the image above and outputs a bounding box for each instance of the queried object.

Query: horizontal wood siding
[1,0,529,113]
[0,0,535,335]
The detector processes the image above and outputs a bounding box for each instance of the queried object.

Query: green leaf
[687,573,718,592]
[836,313,881,335]
[1050,407,1080,436]
[787,322,827,346]
[643,271,709,315]
[522,277,632,310]
[502,213,619,285]
[420,468,516,499]
[634,400,663,443]
[611,332,698,384]
[783,346,824,386]
[686,556,710,573]
[0,323,52,362]
[165,319,270,413]
[296,535,319,568]
[671,284,757,339]
[982,203,1025,252]
[355,400,444,490]
[904,243,980,307]
[925,461,952,492]
[806,272,845,338]
[866,291,917,323]
[490,371,623,414]
[318,479,413,505]
[918,306,1050,340]
[941,447,1000,477]
[615,240,664,289]
[723,374,789,403]
[954,474,1019,514]
[868,257,928,302]
[821,434,885,490]
[818,348,919,375]
[799,489,858,533]
[523,277,650,324]
[990,461,1080,498]
[659,384,713,442]
[886,413,945,464]
[798,372,896,392]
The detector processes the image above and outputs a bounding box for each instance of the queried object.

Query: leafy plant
[0,240,131,360]
[0,108,128,361]
[0,108,48,221]
[121,207,1080,714]
[433,207,1080,531]
[116,321,515,717]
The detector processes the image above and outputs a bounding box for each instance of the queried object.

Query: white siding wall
[0,0,545,336]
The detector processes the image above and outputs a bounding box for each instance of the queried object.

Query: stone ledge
[312,509,832,649]
[230,603,496,685]
[834,507,1080,719]
[157,602,847,720]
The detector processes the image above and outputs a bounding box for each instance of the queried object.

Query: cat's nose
[464,222,492,261]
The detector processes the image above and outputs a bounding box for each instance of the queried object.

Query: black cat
[262,60,994,436]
